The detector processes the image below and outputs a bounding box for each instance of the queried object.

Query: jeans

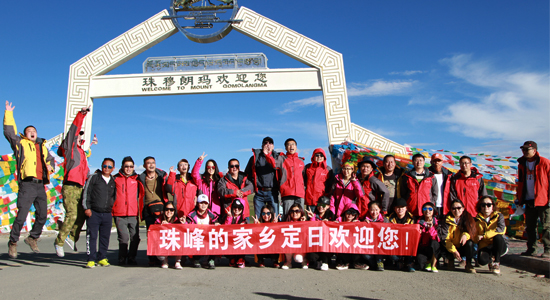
[254,189,279,218]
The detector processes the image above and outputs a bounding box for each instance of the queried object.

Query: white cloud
[389,70,425,76]
[347,80,415,97]
[280,80,415,114]
[437,54,549,143]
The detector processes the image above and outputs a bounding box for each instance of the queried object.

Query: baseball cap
[520,141,537,149]
[197,194,209,203]
[431,153,444,161]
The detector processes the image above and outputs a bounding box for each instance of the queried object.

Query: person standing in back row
[279,138,306,216]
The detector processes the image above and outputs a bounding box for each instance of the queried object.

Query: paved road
[0,231,548,300]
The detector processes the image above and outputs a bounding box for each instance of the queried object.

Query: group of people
[4,101,550,274]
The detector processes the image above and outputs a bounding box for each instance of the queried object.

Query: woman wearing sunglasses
[441,199,477,273]
[155,201,184,269]
[416,202,440,272]
[191,152,222,215]
[474,196,508,274]
[253,204,281,268]
[281,203,309,270]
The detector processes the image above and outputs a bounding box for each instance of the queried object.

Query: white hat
[198,194,209,203]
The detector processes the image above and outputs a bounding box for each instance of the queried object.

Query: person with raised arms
[191,152,222,215]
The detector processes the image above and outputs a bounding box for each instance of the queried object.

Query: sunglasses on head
[261,212,272,216]
[451,206,463,210]
[422,207,433,211]
[229,164,239,169]
[480,203,493,208]
[206,166,216,170]
[102,165,113,169]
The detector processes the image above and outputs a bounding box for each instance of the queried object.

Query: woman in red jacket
[167,159,199,219]
[304,148,333,212]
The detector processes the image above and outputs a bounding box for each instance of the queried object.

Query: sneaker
[465,262,476,273]
[74,243,78,252]
[98,259,110,267]
[229,259,236,267]
[54,244,65,257]
[8,241,17,259]
[424,263,432,272]
[258,262,265,268]
[321,263,329,271]
[294,254,303,263]
[355,264,369,270]
[521,249,536,256]
[85,261,95,268]
[336,264,348,270]
[377,261,385,271]
[127,258,137,265]
[193,260,201,268]
[24,236,40,253]
[207,259,216,270]
[302,262,309,270]
[406,265,415,272]
[175,262,183,270]
[281,263,290,270]
[491,262,500,274]
[64,236,75,251]
[431,265,438,273]
[237,258,245,268]
[161,258,168,269]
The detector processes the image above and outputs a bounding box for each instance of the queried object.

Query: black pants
[416,240,440,268]
[453,240,475,261]
[86,211,112,262]
[142,208,158,263]
[309,252,330,264]
[478,235,507,264]
[9,181,47,242]
[337,254,360,265]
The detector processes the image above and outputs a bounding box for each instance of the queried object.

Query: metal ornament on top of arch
[63,7,406,154]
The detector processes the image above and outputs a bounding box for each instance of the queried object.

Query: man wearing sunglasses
[449,156,487,218]
[245,136,284,218]
[54,106,90,257]
[82,158,117,268]
[4,101,54,259]
[517,141,550,258]
[112,156,144,265]
[218,158,253,216]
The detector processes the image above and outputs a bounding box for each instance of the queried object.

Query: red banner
[147,221,420,256]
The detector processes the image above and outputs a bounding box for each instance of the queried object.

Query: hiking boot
[118,257,127,265]
[457,260,466,268]
[64,236,75,251]
[98,259,110,267]
[127,257,137,265]
[24,236,40,253]
[54,244,65,257]
[8,241,17,259]
[85,261,95,268]
[491,262,500,274]
[377,261,385,271]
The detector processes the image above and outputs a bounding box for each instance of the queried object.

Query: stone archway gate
[57,7,405,153]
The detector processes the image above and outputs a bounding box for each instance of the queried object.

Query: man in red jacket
[279,138,306,216]
[112,156,144,265]
[450,156,487,217]
[517,141,550,258]
[401,154,438,217]
[54,107,90,257]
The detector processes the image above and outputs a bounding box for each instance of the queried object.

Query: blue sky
[0,1,548,174]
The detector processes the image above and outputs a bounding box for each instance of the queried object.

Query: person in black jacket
[82,158,116,268]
